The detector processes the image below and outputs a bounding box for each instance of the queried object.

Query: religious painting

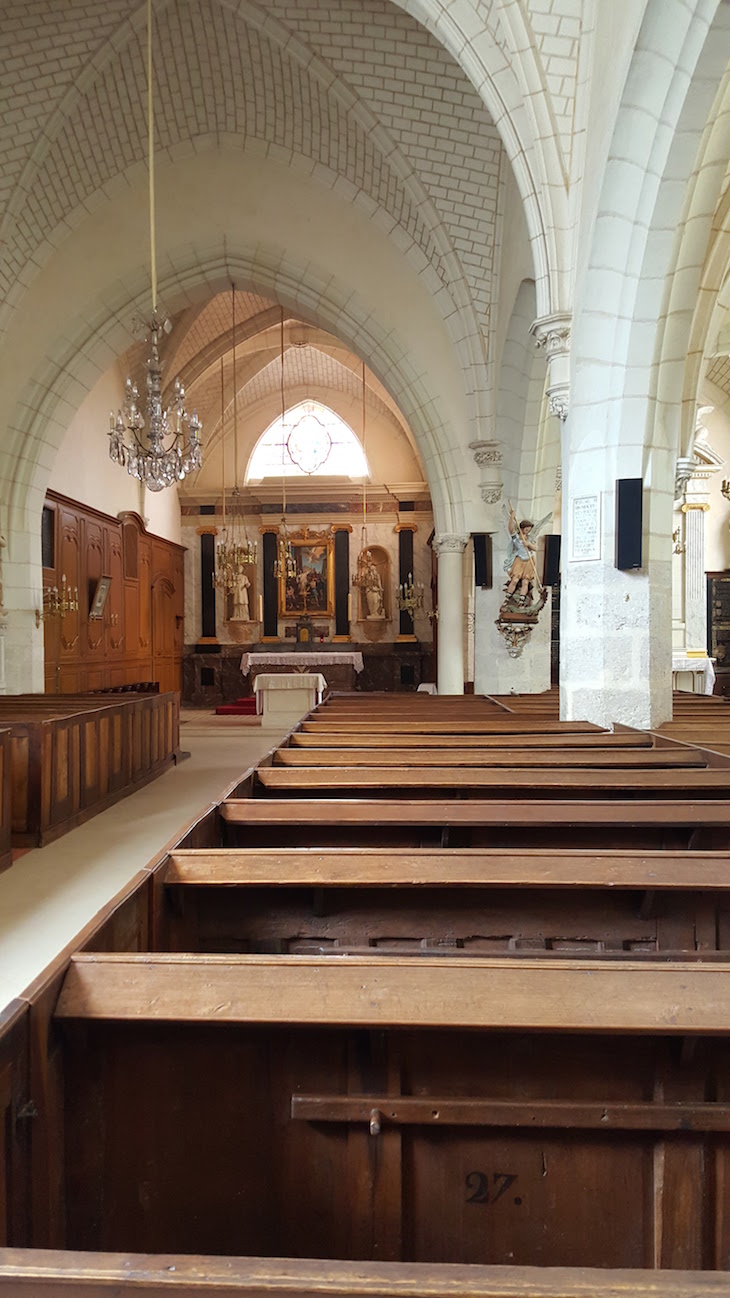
[89,575,112,621]
[279,532,334,617]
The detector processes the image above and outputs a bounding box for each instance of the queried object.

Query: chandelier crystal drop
[107,0,202,492]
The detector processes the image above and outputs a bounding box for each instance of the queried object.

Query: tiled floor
[0,710,295,1012]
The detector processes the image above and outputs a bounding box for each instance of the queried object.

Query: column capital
[530,312,571,355]
[433,533,469,556]
[469,439,503,468]
[531,312,572,422]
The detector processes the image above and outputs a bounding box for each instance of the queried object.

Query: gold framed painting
[279,533,334,617]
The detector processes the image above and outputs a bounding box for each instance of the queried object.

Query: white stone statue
[232,570,250,621]
[362,551,385,619]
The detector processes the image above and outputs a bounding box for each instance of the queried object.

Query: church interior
[3,0,730,1292]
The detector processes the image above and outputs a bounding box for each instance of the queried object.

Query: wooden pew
[45,952,730,1270]
[161,845,730,959]
[254,767,730,795]
[0,1253,725,1297]
[290,730,655,748]
[8,693,730,1290]
[300,719,604,734]
[219,795,730,849]
[272,746,707,768]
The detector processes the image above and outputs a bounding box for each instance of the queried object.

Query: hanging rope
[362,360,367,538]
[280,306,287,518]
[232,285,239,494]
[220,352,226,530]
[147,0,157,313]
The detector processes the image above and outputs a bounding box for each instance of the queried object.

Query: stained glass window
[246,401,370,480]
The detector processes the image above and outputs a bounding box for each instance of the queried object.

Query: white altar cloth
[671,655,716,695]
[252,672,327,716]
[241,651,364,675]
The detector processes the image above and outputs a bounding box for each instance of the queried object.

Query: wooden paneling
[0,694,179,847]
[0,1001,29,1247]
[42,494,184,696]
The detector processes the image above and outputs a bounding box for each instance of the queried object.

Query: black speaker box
[615,478,643,570]
[473,533,492,588]
[544,534,561,586]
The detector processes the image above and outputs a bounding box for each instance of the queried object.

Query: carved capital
[555,464,563,492]
[480,486,502,505]
[531,312,572,357]
[469,440,502,469]
[433,533,469,556]
[674,455,697,503]
[548,388,570,422]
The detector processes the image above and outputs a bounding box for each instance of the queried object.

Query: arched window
[246,401,370,480]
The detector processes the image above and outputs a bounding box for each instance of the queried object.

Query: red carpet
[215,697,257,716]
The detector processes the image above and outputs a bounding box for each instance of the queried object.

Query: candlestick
[347,593,353,622]
[258,594,263,622]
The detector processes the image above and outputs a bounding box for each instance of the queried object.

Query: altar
[240,649,364,693]
[672,654,716,695]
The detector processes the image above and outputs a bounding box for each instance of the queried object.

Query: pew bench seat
[54,951,730,1031]
[0,1253,726,1298]
[272,747,708,769]
[164,846,730,889]
[254,767,730,795]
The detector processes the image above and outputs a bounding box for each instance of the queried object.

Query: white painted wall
[47,364,182,544]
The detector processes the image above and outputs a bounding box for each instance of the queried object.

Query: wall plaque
[571,494,601,562]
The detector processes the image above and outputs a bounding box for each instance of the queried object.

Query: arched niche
[354,545,390,624]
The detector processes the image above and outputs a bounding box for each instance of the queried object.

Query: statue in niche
[495,505,551,657]
[232,570,251,621]
[362,551,385,619]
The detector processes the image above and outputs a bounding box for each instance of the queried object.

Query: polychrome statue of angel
[503,506,551,607]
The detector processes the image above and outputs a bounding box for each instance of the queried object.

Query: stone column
[682,501,709,652]
[433,534,468,695]
[560,458,674,729]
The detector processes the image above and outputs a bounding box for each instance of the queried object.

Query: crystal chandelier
[213,286,256,603]
[273,308,296,581]
[107,0,202,492]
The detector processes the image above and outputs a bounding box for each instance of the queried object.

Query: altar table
[252,672,327,717]
[241,651,364,675]
[671,654,716,695]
